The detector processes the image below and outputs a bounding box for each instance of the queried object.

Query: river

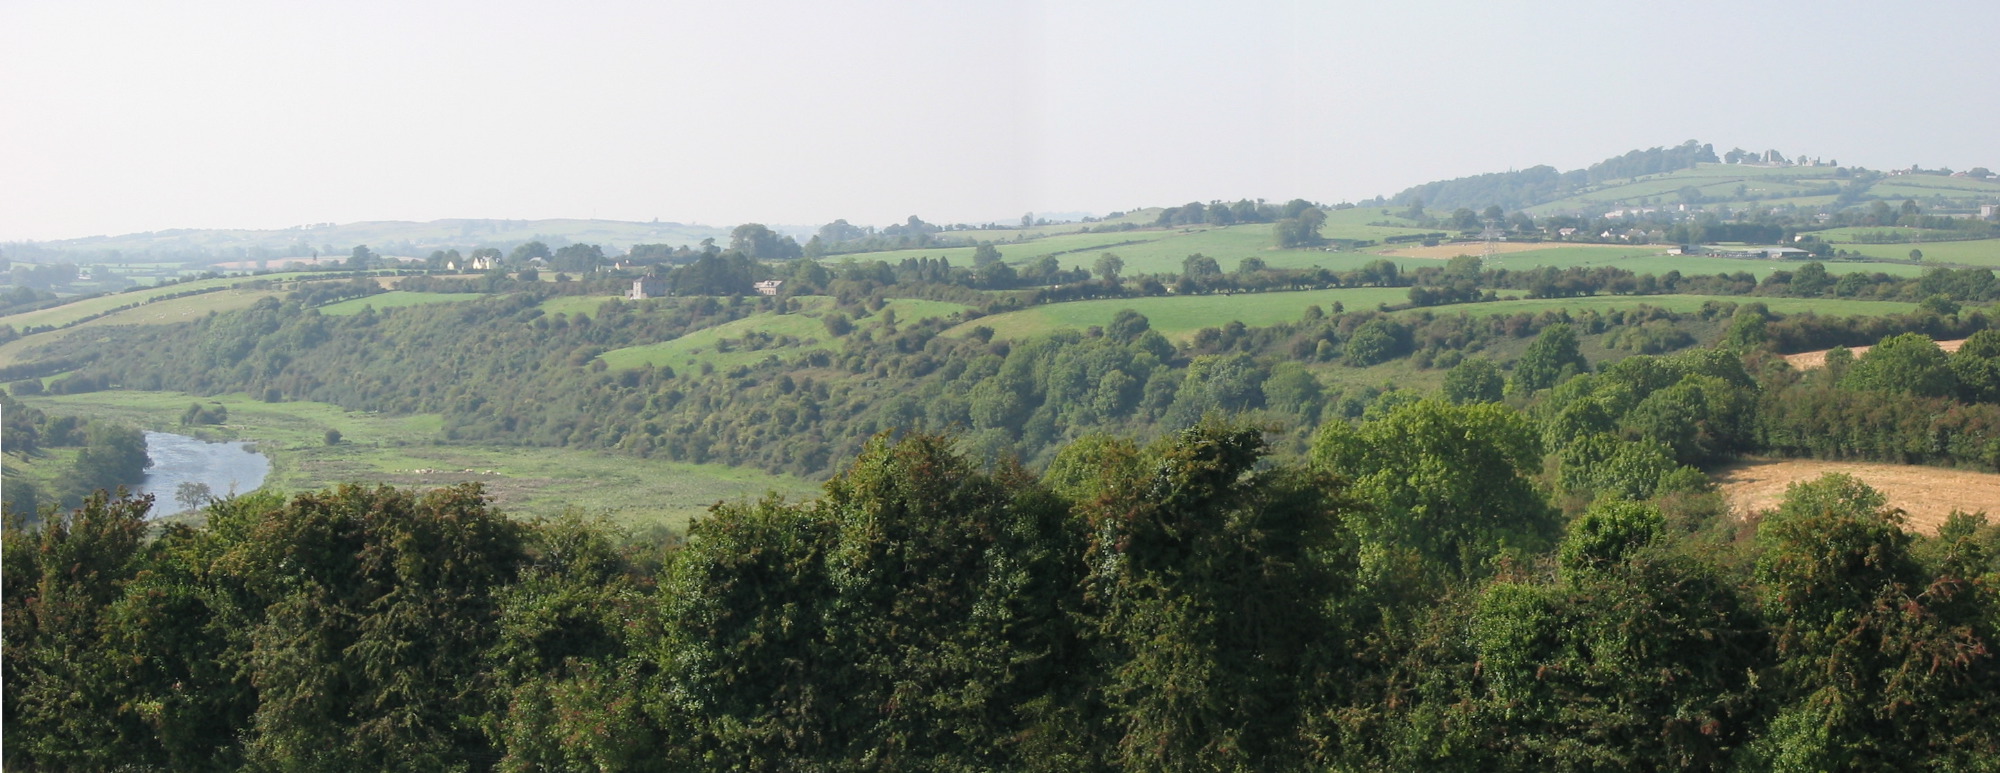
[137,431,271,517]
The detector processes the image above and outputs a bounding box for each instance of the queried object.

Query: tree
[1092,252,1124,283]
[1343,318,1406,366]
[1106,309,1150,342]
[508,241,552,264]
[1275,206,1326,248]
[1181,253,1221,278]
[346,245,376,269]
[1442,357,1503,403]
[1841,333,1957,398]
[551,243,606,272]
[1081,423,1359,771]
[1747,474,2000,768]
[1468,500,1765,769]
[730,223,802,260]
[1950,329,2000,403]
[1311,399,1557,580]
[174,481,212,512]
[1509,323,1587,394]
[971,243,1003,268]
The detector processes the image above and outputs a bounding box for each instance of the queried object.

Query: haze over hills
[1,218,736,264]
[3,140,1995,283]
[7,141,1996,268]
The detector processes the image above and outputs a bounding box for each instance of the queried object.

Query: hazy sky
[4,0,1996,241]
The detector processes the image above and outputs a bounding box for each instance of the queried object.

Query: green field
[0,289,286,367]
[1391,294,1919,319]
[22,390,817,532]
[318,290,483,316]
[1838,239,2000,266]
[536,295,626,318]
[597,297,969,372]
[0,272,318,330]
[951,288,1924,343]
[951,288,1411,341]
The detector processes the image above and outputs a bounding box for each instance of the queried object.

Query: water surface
[138,431,271,517]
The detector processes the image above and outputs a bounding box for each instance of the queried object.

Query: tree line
[7,410,1997,770]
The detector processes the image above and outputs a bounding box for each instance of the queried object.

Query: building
[629,276,666,300]
[1983,203,1998,219]
[753,279,784,296]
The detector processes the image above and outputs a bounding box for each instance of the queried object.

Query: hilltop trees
[729,223,804,260]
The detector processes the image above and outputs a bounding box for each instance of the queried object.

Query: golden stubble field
[1782,338,1968,370]
[1715,458,2000,534]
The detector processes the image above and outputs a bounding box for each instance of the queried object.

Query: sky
[3,0,1997,242]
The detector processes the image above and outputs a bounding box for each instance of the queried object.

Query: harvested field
[1783,338,1967,370]
[1378,241,1573,260]
[1714,457,2000,534]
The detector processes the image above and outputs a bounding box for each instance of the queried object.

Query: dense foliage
[8,419,1998,770]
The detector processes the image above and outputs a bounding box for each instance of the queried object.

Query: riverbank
[21,391,816,533]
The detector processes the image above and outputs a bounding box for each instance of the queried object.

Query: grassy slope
[1520,164,2000,217]
[22,391,816,532]
[597,297,970,372]
[1391,295,1917,318]
[953,290,1918,343]
[951,288,1410,341]
[0,272,319,330]
[0,289,285,368]
[317,291,483,316]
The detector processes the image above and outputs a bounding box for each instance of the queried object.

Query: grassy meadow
[318,290,484,315]
[22,390,817,532]
[597,297,969,372]
[0,289,286,368]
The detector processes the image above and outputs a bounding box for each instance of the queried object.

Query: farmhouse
[629,276,666,299]
[753,279,784,296]
[1983,203,1998,219]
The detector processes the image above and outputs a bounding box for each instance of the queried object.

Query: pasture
[950,288,1410,341]
[597,297,968,372]
[0,289,284,368]
[1838,239,2000,266]
[0,272,314,331]
[1392,294,1918,319]
[317,290,482,316]
[25,390,817,532]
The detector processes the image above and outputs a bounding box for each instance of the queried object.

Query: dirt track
[1714,458,2000,534]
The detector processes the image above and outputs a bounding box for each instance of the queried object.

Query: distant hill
[4,218,736,265]
[1386,141,2000,216]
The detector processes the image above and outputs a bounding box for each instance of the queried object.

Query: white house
[629,276,666,299]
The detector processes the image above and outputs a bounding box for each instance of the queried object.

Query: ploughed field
[1715,457,2000,534]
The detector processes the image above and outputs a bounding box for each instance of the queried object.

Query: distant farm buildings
[1983,203,1998,219]
[1679,245,1812,259]
[753,279,784,296]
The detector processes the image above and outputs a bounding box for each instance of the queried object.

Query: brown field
[1378,241,1596,260]
[1714,457,1999,534]
[1783,338,1967,370]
